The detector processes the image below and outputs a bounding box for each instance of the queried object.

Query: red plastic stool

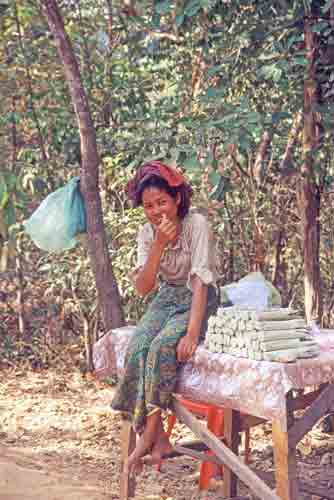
[163,398,250,490]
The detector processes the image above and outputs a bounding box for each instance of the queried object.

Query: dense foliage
[1,0,334,367]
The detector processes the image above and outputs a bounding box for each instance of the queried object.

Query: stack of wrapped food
[205,307,320,362]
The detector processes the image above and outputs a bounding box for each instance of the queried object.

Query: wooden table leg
[172,397,280,500]
[272,391,300,500]
[120,420,136,500]
[223,408,241,498]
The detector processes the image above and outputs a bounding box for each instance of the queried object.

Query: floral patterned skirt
[111,282,218,431]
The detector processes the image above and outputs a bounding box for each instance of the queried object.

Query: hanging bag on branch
[24,177,87,252]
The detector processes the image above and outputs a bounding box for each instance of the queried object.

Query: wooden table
[171,384,334,500]
[92,327,334,499]
[120,382,334,500]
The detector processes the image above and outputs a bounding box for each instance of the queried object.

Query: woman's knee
[126,331,151,362]
[149,332,178,358]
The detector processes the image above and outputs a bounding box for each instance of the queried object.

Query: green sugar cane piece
[208,316,217,328]
[238,335,245,348]
[231,338,238,348]
[246,321,256,331]
[262,345,319,363]
[215,333,224,343]
[244,338,252,350]
[228,347,248,358]
[249,330,311,341]
[296,345,320,358]
[259,339,318,352]
[251,309,300,322]
[216,317,224,328]
[262,349,298,362]
[252,339,259,350]
[254,319,307,331]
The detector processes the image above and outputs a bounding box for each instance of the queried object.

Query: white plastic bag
[220,272,282,310]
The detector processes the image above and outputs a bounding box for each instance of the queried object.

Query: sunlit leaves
[0,0,9,15]
[155,0,173,15]
[258,64,283,82]
[184,0,201,17]
[322,0,333,14]
[0,170,28,231]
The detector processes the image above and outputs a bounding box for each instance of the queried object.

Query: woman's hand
[177,335,198,363]
[155,214,178,247]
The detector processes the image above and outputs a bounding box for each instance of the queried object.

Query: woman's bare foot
[127,451,144,476]
[150,432,173,464]
[127,432,152,476]
[127,417,161,475]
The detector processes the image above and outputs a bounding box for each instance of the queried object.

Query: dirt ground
[1,368,334,500]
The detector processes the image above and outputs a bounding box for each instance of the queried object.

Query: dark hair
[136,175,191,219]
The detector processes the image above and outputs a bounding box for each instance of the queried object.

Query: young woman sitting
[111,160,218,475]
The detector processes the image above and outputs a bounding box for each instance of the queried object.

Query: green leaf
[287,34,299,49]
[0,0,9,15]
[322,0,333,14]
[175,13,185,27]
[3,172,17,192]
[155,0,172,14]
[209,176,231,201]
[272,111,291,124]
[207,65,222,77]
[311,21,329,33]
[38,263,52,272]
[258,64,275,80]
[0,177,8,209]
[239,134,251,153]
[3,199,15,228]
[246,112,261,124]
[18,5,35,22]
[292,56,308,66]
[184,0,201,17]
[204,86,226,99]
[272,67,283,82]
[208,170,221,186]
[183,155,201,170]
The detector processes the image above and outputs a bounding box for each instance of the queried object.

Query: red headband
[126,160,189,205]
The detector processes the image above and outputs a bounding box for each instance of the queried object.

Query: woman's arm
[177,275,208,362]
[135,215,178,296]
[135,239,165,296]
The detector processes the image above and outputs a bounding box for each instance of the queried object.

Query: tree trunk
[272,229,284,289]
[253,130,272,185]
[297,14,322,324]
[41,0,124,331]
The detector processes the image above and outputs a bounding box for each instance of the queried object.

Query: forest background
[1,0,334,372]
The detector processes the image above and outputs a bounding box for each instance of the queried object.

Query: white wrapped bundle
[205,306,320,363]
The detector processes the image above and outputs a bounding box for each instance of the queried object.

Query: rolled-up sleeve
[187,213,217,290]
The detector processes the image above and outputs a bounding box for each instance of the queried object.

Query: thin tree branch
[280,112,302,175]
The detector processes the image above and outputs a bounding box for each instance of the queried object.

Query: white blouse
[136,209,218,291]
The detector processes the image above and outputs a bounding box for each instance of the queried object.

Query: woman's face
[142,187,180,226]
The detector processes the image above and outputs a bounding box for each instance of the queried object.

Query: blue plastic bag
[24,177,87,252]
